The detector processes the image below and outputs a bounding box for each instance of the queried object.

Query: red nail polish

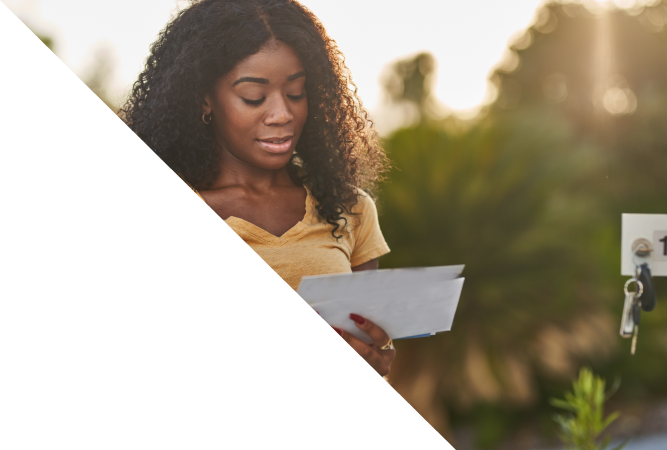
[332,327,342,336]
[350,313,365,325]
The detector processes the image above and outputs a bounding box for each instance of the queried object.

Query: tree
[378,2,667,447]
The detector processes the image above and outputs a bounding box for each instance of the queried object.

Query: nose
[264,94,293,126]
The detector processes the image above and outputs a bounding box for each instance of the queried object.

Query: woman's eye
[242,97,265,105]
[288,92,306,100]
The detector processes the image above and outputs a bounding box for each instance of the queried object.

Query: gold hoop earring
[202,112,212,125]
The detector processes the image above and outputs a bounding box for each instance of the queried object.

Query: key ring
[624,277,644,298]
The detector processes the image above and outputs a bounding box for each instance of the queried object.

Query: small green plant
[550,367,626,450]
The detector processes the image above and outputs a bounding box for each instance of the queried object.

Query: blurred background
[6,0,667,448]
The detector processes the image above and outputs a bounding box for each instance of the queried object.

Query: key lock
[620,239,658,354]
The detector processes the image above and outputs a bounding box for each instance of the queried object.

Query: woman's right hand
[333,314,395,377]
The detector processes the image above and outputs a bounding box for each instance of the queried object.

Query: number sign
[622,214,667,276]
[655,231,667,262]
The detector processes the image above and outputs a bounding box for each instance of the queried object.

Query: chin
[257,153,294,171]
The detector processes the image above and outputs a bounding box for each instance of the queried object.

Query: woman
[121,0,395,376]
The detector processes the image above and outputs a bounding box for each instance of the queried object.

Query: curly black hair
[121,0,388,237]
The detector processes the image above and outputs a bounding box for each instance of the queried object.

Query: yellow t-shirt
[180,175,389,450]
[194,186,390,290]
[175,175,396,450]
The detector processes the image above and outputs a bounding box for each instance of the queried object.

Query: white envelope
[297,265,465,343]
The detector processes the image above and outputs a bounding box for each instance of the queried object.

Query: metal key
[636,263,657,312]
[620,290,636,338]
[631,323,639,355]
[621,278,643,354]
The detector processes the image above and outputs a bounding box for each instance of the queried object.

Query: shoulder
[346,188,390,266]
[341,188,381,233]
[349,188,378,216]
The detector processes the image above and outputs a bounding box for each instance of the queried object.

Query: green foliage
[550,368,625,450]
[381,52,436,109]
[381,1,667,444]
[380,52,439,125]
[382,109,614,388]
[470,404,518,450]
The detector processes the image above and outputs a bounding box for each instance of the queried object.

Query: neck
[208,145,296,193]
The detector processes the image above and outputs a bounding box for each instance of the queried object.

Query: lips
[257,136,293,153]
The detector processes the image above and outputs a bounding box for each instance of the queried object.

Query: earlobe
[201,95,214,124]
[201,94,212,115]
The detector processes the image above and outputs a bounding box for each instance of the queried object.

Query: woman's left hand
[333,314,395,377]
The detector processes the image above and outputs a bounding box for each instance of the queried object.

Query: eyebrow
[287,71,306,81]
[232,71,306,87]
[232,77,269,87]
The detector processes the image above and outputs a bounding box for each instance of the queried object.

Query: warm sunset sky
[3,0,645,120]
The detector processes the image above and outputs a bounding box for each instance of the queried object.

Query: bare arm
[351,257,379,272]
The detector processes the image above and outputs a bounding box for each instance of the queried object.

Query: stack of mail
[297,265,464,343]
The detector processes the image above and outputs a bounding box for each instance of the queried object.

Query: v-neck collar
[180,175,316,245]
[223,186,317,245]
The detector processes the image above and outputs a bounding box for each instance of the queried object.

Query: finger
[341,331,391,376]
[349,314,392,349]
